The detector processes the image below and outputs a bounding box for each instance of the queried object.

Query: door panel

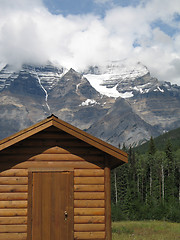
[30,171,73,240]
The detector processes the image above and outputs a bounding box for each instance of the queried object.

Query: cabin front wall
[0,127,112,240]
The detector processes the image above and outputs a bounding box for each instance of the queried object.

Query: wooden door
[28,171,73,240]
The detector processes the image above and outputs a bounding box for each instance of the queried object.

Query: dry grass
[112,221,180,240]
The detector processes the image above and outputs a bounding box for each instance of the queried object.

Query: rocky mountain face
[0,61,179,147]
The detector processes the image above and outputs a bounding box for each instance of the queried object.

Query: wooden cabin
[0,115,128,240]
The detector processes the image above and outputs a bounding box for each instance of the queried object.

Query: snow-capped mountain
[84,61,179,98]
[0,63,66,92]
[84,61,149,98]
[0,61,179,147]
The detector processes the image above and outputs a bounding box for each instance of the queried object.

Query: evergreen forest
[111,132,180,223]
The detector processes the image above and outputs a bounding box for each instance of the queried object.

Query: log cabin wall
[0,126,109,240]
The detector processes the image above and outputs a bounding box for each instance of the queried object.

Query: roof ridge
[47,114,58,119]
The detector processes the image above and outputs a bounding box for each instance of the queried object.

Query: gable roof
[0,115,128,167]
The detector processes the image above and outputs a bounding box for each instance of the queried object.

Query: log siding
[0,128,106,240]
[74,169,105,239]
[0,116,127,240]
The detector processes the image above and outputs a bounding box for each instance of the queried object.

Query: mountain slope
[84,61,180,132]
[48,68,115,129]
[87,98,160,147]
[135,126,180,153]
[0,61,179,147]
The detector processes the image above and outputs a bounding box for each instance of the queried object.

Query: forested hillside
[135,127,180,153]
[111,135,180,222]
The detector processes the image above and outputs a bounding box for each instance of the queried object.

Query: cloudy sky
[0,0,180,84]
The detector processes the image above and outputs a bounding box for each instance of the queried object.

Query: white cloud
[0,0,43,12]
[0,0,180,84]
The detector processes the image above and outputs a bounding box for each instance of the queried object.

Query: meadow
[112,221,180,240]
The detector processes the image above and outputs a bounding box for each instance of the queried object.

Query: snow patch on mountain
[35,73,50,112]
[0,63,67,93]
[80,99,99,106]
[24,64,67,91]
[97,61,148,78]
[155,86,164,93]
[0,62,6,72]
[84,61,149,98]
[83,74,123,98]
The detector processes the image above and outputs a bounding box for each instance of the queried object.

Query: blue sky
[43,0,179,37]
[0,0,180,84]
[43,0,141,16]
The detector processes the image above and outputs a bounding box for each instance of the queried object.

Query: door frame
[27,168,74,240]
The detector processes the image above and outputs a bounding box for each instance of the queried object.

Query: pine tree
[147,137,156,200]
[111,136,180,222]
[164,139,176,202]
[165,139,174,173]
[148,136,156,155]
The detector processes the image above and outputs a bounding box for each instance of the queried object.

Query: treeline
[111,138,180,222]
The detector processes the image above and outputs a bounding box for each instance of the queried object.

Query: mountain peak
[0,61,179,147]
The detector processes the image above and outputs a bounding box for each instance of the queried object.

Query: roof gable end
[0,115,128,166]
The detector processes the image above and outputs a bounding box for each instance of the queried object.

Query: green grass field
[112,221,180,240]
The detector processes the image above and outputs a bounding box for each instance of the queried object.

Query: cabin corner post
[104,156,112,240]
[27,171,33,240]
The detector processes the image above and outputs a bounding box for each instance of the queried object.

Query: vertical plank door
[29,171,73,240]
